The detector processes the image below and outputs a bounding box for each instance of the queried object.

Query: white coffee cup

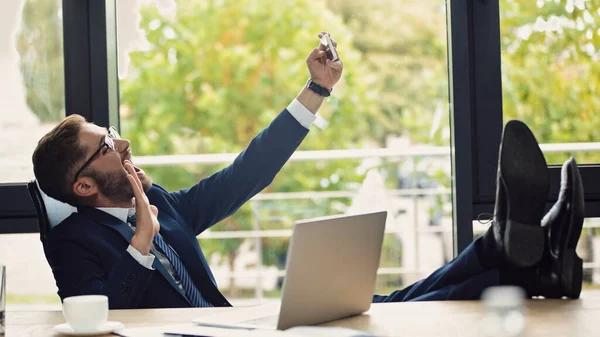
[62,295,109,331]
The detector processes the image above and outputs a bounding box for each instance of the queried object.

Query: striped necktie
[128,215,212,308]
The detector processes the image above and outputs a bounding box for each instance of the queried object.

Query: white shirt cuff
[287,99,317,129]
[127,245,155,270]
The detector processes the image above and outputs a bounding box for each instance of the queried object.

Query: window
[0,0,65,183]
[500,0,600,165]
[0,0,64,309]
[116,0,452,303]
[469,0,600,291]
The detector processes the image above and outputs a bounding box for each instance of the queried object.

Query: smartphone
[320,33,339,61]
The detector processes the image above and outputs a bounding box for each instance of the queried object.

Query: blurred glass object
[481,286,526,337]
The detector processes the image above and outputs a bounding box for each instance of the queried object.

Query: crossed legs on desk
[373,120,585,303]
[372,241,499,303]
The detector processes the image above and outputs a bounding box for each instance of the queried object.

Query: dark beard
[87,169,134,204]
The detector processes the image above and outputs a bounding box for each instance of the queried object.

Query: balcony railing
[134,142,600,166]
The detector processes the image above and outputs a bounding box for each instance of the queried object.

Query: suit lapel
[76,206,191,305]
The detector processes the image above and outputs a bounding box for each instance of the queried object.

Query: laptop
[192,210,387,331]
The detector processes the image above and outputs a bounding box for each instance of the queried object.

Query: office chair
[27,179,51,244]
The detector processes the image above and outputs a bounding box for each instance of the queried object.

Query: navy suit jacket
[45,109,309,309]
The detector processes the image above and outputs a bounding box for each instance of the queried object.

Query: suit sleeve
[170,109,310,235]
[47,236,154,309]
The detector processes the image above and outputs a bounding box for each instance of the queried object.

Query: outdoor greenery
[15,0,64,123]
[501,0,600,164]
[15,0,600,297]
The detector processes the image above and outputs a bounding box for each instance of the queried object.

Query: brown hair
[32,114,88,206]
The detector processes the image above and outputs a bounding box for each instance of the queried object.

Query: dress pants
[372,239,500,302]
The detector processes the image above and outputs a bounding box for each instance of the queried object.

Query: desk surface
[7,292,600,337]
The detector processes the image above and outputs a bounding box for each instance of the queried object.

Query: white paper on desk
[165,326,298,337]
[287,326,378,337]
[116,324,292,337]
[114,324,176,337]
[116,324,378,337]
[164,326,376,337]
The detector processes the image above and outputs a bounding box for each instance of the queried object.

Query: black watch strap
[306,79,332,97]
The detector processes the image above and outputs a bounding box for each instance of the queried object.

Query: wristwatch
[306,79,332,97]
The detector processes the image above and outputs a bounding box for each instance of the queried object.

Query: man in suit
[32,31,583,309]
[33,31,343,308]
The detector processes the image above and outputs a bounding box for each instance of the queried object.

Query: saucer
[52,321,124,336]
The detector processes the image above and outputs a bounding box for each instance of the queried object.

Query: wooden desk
[7,292,600,336]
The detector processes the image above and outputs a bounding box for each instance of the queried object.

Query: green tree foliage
[15,0,64,122]
[501,0,600,163]
[118,0,382,295]
[326,0,450,145]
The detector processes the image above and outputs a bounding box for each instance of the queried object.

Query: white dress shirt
[98,99,316,270]
[286,98,317,129]
[98,206,186,293]
[97,207,156,269]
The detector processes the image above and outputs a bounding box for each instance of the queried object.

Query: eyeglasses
[73,126,121,184]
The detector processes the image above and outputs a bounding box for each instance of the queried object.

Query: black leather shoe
[535,158,584,299]
[493,120,549,267]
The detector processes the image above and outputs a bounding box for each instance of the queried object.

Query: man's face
[74,123,152,205]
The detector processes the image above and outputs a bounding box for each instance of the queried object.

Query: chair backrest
[26,180,78,242]
[27,180,51,242]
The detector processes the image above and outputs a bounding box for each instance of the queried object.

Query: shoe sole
[561,159,585,298]
[565,159,585,253]
[499,120,549,267]
[562,249,583,299]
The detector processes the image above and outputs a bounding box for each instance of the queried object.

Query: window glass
[500,0,600,164]
[117,0,451,304]
[0,0,65,183]
[0,0,64,310]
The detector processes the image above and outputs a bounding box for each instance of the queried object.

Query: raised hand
[125,160,160,255]
[306,31,344,90]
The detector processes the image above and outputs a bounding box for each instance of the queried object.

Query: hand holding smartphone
[320,33,339,61]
